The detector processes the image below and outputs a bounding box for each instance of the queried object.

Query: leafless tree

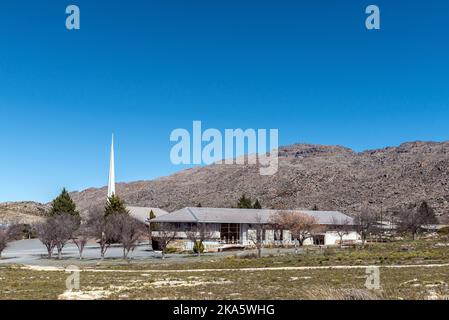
[71,221,92,260]
[248,214,269,258]
[35,218,58,258]
[153,223,176,259]
[397,201,438,240]
[6,224,31,240]
[186,223,215,256]
[35,214,78,259]
[0,222,21,258]
[108,214,146,260]
[354,207,377,247]
[87,208,116,260]
[271,211,320,247]
[331,216,352,248]
[54,214,79,260]
[0,225,18,258]
[0,228,7,258]
[120,217,146,260]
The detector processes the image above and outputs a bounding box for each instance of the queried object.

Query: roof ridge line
[186,207,199,222]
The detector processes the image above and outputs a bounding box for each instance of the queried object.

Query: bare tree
[186,223,215,256]
[0,225,18,258]
[271,211,319,247]
[35,218,58,258]
[108,214,146,260]
[0,222,23,258]
[0,228,7,258]
[120,217,146,260]
[54,214,79,260]
[397,201,438,240]
[331,216,352,248]
[72,221,92,260]
[87,208,116,260]
[248,214,269,258]
[153,223,176,259]
[354,207,377,247]
[35,213,78,260]
[6,224,30,241]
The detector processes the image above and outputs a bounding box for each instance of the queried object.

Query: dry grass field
[1,239,449,300]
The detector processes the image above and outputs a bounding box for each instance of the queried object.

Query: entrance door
[313,235,325,245]
[220,224,241,244]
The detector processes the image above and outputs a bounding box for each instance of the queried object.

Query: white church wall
[324,231,360,246]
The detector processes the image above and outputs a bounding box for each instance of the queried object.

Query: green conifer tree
[253,199,262,209]
[104,194,129,217]
[237,194,253,209]
[49,188,80,219]
[149,209,157,230]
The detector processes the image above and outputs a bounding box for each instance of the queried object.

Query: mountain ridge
[2,140,449,223]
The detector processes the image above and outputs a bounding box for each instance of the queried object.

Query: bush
[7,224,35,240]
[193,241,204,254]
[165,247,178,254]
[437,227,449,236]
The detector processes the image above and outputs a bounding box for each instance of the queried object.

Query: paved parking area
[1,239,302,266]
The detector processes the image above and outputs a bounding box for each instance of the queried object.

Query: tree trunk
[148,224,153,250]
[57,248,62,260]
[257,246,262,258]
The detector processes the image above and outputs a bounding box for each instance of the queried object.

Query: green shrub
[165,247,178,254]
[437,227,449,236]
[193,241,204,254]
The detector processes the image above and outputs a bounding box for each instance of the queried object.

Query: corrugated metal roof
[127,206,169,224]
[151,207,354,225]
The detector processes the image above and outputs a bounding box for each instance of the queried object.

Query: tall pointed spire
[107,134,115,198]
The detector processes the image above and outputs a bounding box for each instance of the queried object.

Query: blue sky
[0,0,448,202]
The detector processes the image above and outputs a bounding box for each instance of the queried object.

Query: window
[220,223,241,244]
[274,230,283,241]
[313,235,325,245]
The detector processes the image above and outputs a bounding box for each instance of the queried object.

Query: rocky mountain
[2,141,449,224]
[69,141,449,223]
[0,202,48,225]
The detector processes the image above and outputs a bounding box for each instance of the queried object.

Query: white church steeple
[107,134,115,198]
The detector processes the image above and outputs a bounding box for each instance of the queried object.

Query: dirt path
[20,262,449,273]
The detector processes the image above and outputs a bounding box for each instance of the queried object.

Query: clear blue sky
[0,0,448,203]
